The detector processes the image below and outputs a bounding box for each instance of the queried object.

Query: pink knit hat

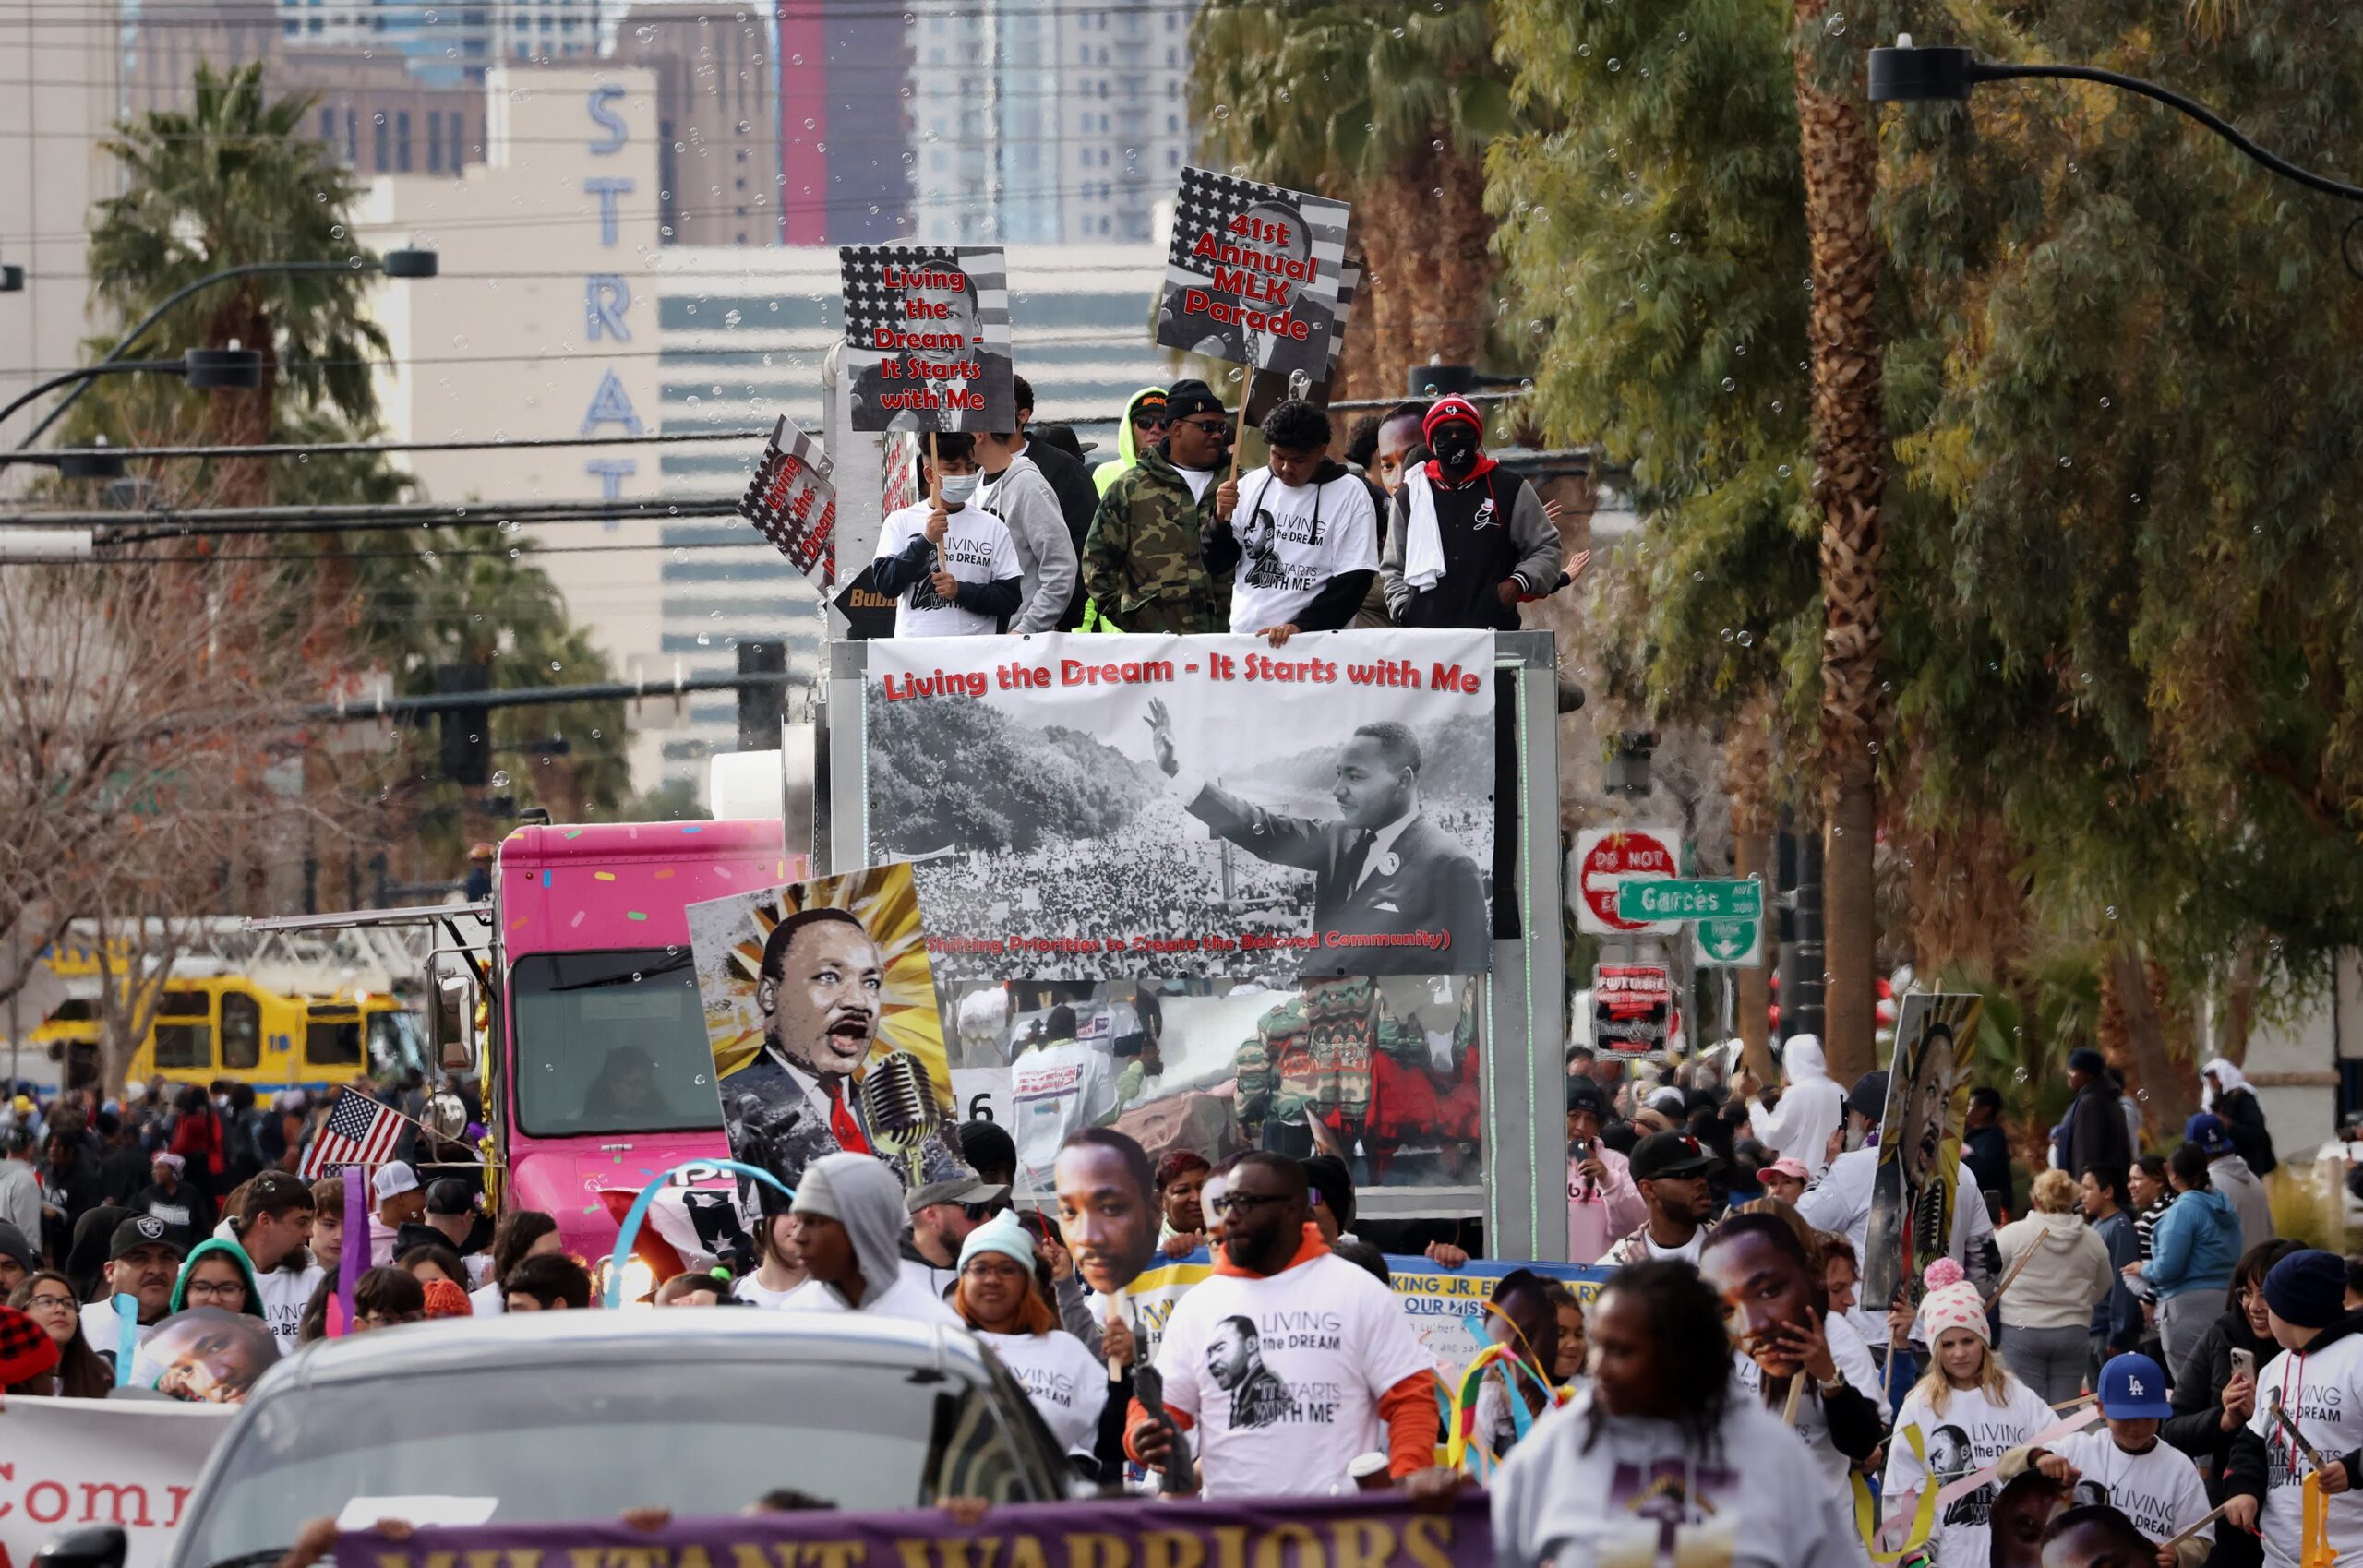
[1919,1275,1990,1347]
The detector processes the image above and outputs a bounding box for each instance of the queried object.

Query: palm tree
[1192,0,1517,396]
[87,60,389,502]
[1793,1,1887,1081]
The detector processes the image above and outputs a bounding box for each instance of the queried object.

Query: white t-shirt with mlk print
[1152,1250,1433,1497]
[873,499,1022,637]
[2039,1428,2213,1549]
[2247,1329,2363,1568]
[1224,467,1377,635]
[1883,1376,2057,1568]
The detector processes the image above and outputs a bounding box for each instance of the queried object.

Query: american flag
[738,415,838,589]
[300,1090,404,1179]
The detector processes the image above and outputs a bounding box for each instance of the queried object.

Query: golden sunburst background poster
[685,864,956,1191]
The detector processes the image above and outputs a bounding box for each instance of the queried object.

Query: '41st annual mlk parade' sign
[1156,166,1352,380]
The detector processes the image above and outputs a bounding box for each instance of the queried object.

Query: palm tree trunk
[1793,3,1887,1084]
[1430,142,1496,368]
[1358,175,1425,398]
[1727,697,1778,1080]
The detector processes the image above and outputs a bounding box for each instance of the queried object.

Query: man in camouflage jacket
[1080,377,1231,633]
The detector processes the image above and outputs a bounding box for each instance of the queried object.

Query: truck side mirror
[428,952,481,1077]
[37,1527,127,1568]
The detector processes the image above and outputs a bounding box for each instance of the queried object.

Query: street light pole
[1867,37,2363,207]
[11,248,438,449]
[0,347,266,436]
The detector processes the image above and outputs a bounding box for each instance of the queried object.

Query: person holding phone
[2162,1239,2302,1545]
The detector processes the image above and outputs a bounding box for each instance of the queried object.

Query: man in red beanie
[1377,396,1563,629]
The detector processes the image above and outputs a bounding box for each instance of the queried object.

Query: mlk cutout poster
[686,864,966,1206]
[1863,990,1985,1310]
[863,628,1495,980]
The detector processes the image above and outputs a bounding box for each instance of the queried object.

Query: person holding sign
[870,434,1025,637]
[1080,379,1230,634]
[1204,399,1378,647]
[1379,396,1563,630]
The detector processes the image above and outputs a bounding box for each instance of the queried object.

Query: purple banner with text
[338,1494,1491,1568]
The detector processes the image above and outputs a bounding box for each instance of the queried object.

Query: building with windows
[910,0,1193,246]
[612,4,780,247]
[775,0,915,245]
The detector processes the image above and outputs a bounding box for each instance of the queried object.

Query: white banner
[864,629,1497,980]
[0,1396,235,1568]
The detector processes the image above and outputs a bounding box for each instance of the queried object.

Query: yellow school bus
[30,969,426,1102]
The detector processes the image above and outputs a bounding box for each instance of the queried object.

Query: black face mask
[1430,425,1480,476]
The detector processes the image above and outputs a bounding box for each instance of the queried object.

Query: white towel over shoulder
[1400,464,1446,592]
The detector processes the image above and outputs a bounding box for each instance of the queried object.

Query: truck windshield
[509,949,723,1136]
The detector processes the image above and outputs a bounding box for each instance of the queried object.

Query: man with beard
[1127,1152,1437,1496]
[1145,703,1488,974]
[1603,1131,1721,1266]
[720,908,886,1191]
[1080,378,1230,634]
[78,1214,184,1370]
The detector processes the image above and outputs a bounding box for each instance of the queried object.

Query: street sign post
[1614,879,1763,923]
[1571,828,1682,935]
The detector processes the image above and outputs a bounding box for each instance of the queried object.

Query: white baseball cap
[371,1161,421,1201]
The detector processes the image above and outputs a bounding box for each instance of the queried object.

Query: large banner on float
[863,630,1496,980]
[340,1495,1491,1568]
[0,1397,235,1568]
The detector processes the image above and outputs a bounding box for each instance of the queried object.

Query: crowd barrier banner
[339,1492,1492,1568]
[0,1395,235,1568]
[866,628,1498,981]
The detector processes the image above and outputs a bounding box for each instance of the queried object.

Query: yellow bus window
[306,1015,363,1068]
[154,991,212,1071]
[222,993,262,1071]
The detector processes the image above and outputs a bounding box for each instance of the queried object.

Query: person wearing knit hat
[1081,377,1231,634]
[0,1302,61,1394]
[952,1209,1106,1462]
[2222,1250,2363,1557]
[420,1277,474,1319]
[1887,1258,2057,1568]
[1377,393,1564,631]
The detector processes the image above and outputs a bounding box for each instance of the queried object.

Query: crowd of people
[4,1035,2357,1568]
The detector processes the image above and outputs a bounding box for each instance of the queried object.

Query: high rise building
[909,0,1193,246]
[775,0,915,245]
[612,4,780,247]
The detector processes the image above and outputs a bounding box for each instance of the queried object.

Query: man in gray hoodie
[975,430,1078,634]
[779,1153,960,1325]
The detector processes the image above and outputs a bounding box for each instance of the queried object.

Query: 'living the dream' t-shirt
[1882,1377,2056,1568]
[2040,1428,2213,1548]
[980,1328,1109,1457]
[1152,1250,1433,1497]
[2247,1330,2363,1567]
[873,500,1021,637]
[1224,467,1377,634]
[1011,1038,1118,1191]
[256,1264,323,1355]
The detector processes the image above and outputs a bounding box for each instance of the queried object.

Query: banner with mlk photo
[839,245,1014,433]
[863,629,1495,980]
[1863,991,1985,1310]
[1157,166,1351,379]
[685,863,966,1209]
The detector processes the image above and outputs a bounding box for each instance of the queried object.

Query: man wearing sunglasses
[1093,386,1170,498]
[1125,1152,1438,1497]
[1081,378,1233,635]
[902,1171,1010,1299]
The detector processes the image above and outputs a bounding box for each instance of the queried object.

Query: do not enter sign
[1571,827,1681,935]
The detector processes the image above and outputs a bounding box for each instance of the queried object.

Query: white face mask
[938,472,981,505]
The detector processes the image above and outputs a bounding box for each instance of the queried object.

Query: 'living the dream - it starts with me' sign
[838,245,1015,434]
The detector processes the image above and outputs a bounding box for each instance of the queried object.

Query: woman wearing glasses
[7,1270,113,1396]
[168,1237,267,1321]
[953,1211,1105,1472]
